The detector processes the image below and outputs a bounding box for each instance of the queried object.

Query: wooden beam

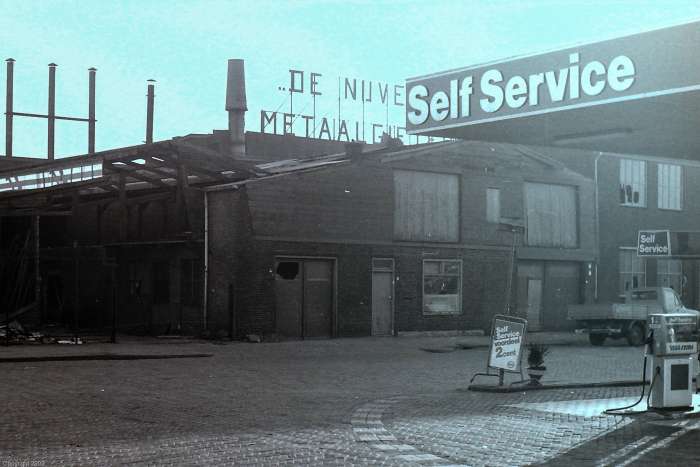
[104,161,170,188]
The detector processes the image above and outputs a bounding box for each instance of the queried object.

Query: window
[394,170,459,242]
[619,159,646,207]
[619,248,646,294]
[658,164,682,210]
[180,259,203,306]
[524,183,578,248]
[486,188,501,223]
[423,259,462,314]
[657,259,682,292]
[152,260,170,304]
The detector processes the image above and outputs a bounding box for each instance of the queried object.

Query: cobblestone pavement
[1,336,697,466]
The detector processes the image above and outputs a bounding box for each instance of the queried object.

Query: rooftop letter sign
[638,230,671,257]
[406,21,700,134]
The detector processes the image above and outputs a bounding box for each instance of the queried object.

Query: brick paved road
[1,336,695,466]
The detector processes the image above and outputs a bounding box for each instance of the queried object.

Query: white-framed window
[423,259,462,315]
[619,247,646,294]
[657,163,682,210]
[486,188,500,223]
[619,159,646,207]
[657,259,682,292]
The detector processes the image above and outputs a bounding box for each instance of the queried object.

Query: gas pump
[647,313,698,410]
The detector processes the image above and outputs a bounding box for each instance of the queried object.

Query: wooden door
[303,260,333,338]
[275,260,303,337]
[372,271,394,336]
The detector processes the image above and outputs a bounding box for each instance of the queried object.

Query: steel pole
[47,63,57,160]
[5,58,14,157]
[88,67,96,154]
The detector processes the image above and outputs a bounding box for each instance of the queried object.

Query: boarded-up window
[394,170,459,242]
[658,163,682,210]
[619,159,646,207]
[486,188,501,223]
[524,183,577,248]
[423,259,462,314]
[619,248,646,294]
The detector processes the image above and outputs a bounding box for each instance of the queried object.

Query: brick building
[538,148,700,309]
[204,139,596,337]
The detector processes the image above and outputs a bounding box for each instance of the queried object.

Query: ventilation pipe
[225,59,247,158]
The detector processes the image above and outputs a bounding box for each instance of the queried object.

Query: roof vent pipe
[226,59,247,158]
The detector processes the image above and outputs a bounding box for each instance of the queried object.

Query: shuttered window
[394,170,459,242]
[619,248,646,294]
[657,164,682,210]
[619,159,646,207]
[524,182,578,248]
[486,188,501,223]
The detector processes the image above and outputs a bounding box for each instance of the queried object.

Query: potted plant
[526,343,549,385]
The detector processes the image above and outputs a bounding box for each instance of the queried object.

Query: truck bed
[568,303,658,321]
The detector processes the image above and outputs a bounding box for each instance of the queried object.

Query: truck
[568,287,700,346]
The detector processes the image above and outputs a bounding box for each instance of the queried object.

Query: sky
[1,0,699,158]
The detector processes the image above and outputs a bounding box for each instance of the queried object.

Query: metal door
[303,260,333,338]
[371,258,394,336]
[527,279,543,331]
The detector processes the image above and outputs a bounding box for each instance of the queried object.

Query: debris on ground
[0,320,48,344]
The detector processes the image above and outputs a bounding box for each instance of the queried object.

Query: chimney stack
[225,59,247,158]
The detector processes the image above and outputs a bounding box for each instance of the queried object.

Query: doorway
[274,258,334,338]
[371,258,394,336]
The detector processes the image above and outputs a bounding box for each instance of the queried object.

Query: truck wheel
[589,334,606,346]
[626,324,645,346]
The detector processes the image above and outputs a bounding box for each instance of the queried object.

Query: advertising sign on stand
[488,315,526,372]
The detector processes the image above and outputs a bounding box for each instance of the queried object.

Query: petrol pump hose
[603,332,657,415]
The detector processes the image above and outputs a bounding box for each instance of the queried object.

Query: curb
[467,380,646,393]
[0,353,213,363]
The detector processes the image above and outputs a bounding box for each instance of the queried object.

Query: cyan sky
[1,0,699,158]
